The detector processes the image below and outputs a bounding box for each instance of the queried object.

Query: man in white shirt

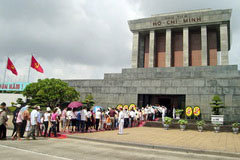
[118,108,124,135]
[80,107,87,132]
[27,106,39,140]
[95,109,101,131]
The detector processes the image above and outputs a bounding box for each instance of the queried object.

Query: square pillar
[220,24,229,65]
[149,30,155,68]
[165,29,171,67]
[201,26,208,66]
[183,27,189,66]
[131,32,139,68]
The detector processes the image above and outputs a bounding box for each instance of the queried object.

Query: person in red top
[109,108,116,130]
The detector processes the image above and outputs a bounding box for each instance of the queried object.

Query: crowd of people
[0,102,168,140]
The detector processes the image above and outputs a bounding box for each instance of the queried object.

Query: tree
[210,95,225,115]
[23,78,80,108]
[82,94,95,109]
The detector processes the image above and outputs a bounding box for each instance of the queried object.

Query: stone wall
[65,65,240,122]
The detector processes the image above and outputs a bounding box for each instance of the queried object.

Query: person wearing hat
[43,107,51,137]
[11,104,21,138]
[118,107,124,135]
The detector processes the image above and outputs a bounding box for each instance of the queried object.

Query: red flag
[7,58,18,76]
[31,56,44,73]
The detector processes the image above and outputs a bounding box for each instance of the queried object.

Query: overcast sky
[0,0,239,82]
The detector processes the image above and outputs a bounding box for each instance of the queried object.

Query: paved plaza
[67,127,240,155]
[0,129,239,160]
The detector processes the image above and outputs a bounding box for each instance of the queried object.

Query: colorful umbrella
[20,106,29,112]
[68,101,83,109]
[93,106,102,113]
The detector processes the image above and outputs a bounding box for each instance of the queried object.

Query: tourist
[66,108,72,132]
[21,105,30,138]
[76,109,81,132]
[86,108,91,132]
[60,108,67,132]
[151,106,155,121]
[27,106,39,140]
[109,108,116,130]
[95,109,101,131]
[80,107,87,132]
[71,108,77,132]
[11,104,21,138]
[118,107,124,135]
[100,109,106,130]
[0,102,8,140]
[144,106,148,121]
[49,108,58,137]
[43,107,51,137]
[36,106,42,137]
[56,107,61,132]
[14,107,24,140]
[106,115,111,130]
[124,108,129,128]
[129,109,134,127]
[114,109,119,129]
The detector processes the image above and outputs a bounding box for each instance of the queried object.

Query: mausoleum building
[66,9,240,122]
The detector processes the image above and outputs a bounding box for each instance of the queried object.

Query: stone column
[201,26,208,66]
[220,24,229,65]
[131,32,139,68]
[183,27,189,66]
[165,29,171,67]
[149,30,155,67]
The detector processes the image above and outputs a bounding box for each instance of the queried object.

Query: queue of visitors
[0,102,167,140]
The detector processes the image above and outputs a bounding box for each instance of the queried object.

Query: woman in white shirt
[66,108,72,132]
[43,107,51,137]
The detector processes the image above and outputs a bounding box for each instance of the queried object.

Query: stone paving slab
[66,127,240,155]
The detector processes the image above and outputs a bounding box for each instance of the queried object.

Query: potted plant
[178,119,188,131]
[196,120,205,132]
[175,109,183,119]
[210,95,225,125]
[232,122,239,134]
[213,124,220,133]
[163,117,173,130]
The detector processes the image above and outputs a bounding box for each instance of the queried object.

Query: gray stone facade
[65,65,240,123]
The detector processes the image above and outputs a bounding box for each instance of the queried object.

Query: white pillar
[131,32,139,68]
[183,27,189,66]
[165,29,171,67]
[149,30,155,67]
[220,24,229,65]
[201,26,208,66]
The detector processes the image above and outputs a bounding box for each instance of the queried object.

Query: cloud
[0,0,239,82]
[0,0,139,81]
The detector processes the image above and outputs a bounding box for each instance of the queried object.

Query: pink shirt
[51,113,58,121]
[16,112,23,123]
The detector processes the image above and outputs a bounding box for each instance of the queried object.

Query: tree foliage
[210,95,225,115]
[82,94,95,108]
[23,78,80,108]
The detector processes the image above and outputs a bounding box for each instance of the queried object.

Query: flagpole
[3,57,8,85]
[27,54,32,83]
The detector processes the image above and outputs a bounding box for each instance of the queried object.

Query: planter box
[211,115,224,125]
